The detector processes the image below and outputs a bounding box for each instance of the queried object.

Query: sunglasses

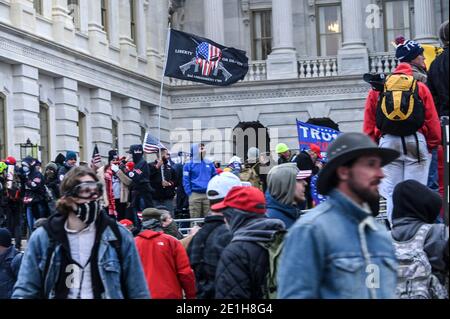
[66,181,103,199]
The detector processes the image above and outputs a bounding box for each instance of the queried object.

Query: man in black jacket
[127,144,153,226]
[21,157,47,234]
[293,144,323,208]
[428,20,449,118]
[426,20,448,199]
[57,151,77,184]
[187,172,241,299]
[149,148,177,215]
[212,186,285,299]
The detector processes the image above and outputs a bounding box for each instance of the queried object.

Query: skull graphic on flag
[195,42,222,76]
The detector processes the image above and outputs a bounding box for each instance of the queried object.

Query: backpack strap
[400,136,408,156]
[413,224,433,248]
[414,133,421,163]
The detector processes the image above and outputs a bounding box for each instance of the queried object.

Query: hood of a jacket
[392,179,441,224]
[190,143,204,163]
[393,62,414,76]
[223,208,285,242]
[391,216,428,241]
[54,153,66,166]
[141,218,163,231]
[22,156,36,174]
[137,229,163,240]
[267,163,298,205]
[232,215,285,243]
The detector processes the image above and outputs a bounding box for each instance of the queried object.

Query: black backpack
[375,73,425,136]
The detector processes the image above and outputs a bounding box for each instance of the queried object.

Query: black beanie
[108,150,118,163]
[0,228,12,248]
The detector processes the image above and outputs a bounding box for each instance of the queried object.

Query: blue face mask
[22,166,30,174]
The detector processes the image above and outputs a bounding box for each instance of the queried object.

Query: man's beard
[347,171,380,207]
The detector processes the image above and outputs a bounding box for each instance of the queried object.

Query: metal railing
[174,198,390,235]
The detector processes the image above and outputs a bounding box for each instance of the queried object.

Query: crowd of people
[0,21,448,299]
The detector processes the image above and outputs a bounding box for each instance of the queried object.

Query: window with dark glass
[34,0,43,15]
[101,0,109,36]
[112,119,119,150]
[68,0,80,31]
[251,10,272,60]
[78,112,86,161]
[384,0,411,51]
[130,0,136,43]
[39,103,50,165]
[317,5,342,56]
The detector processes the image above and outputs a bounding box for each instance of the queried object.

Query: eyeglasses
[66,181,103,199]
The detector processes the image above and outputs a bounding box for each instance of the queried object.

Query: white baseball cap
[207,172,243,200]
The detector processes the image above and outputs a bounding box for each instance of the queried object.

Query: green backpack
[258,230,286,299]
[240,163,262,190]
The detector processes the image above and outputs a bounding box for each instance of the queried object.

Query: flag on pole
[143,132,166,154]
[164,29,249,86]
[91,144,102,167]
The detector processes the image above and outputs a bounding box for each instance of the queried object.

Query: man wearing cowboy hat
[277,132,400,299]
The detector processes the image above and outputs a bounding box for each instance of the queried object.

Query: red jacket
[135,230,196,299]
[363,63,441,151]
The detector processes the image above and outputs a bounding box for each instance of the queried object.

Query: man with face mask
[45,162,60,199]
[148,148,177,215]
[126,145,153,226]
[277,133,400,299]
[12,166,150,299]
[57,151,77,184]
[21,157,47,235]
[44,162,60,217]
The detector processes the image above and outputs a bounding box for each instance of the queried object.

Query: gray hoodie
[267,163,298,206]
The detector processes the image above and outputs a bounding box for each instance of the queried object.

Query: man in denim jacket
[278,133,400,299]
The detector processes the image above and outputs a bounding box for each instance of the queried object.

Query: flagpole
[157,21,172,183]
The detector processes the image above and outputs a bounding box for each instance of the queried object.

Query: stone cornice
[170,84,370,104]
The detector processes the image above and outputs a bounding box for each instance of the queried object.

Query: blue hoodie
[265,192,300,229]
[183,144,217,195]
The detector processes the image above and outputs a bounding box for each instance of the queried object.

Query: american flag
[91,144,102,167]
[296,170,312,180]
[143,132,166,154]
[195,42,222,76]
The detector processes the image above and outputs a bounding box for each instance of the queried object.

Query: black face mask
[75,200,101,225]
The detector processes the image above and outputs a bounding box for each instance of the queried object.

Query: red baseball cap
[211,186,266,214]
[309,144,323,159]
[119,219,133,227]
[6,156,16,165]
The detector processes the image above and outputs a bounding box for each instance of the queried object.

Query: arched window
[0,95,7,159]
[232,121,270,161]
